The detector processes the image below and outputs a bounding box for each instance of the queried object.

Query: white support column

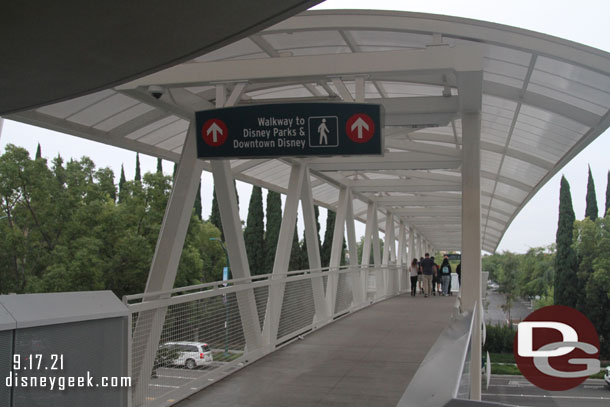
[371,206,383,299]
[408,227,415,265]
[326,187,349,316]
[211,160,264,351]
[300,165,328,325]
[397,221,406,293]
[262,163,306,346]
[462,111,482,400]
[361,202,375,300]
[132,121,205,395]
[383,212,395,296]
[345,189,363,307]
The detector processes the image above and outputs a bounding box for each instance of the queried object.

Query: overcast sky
[1,0,608,254]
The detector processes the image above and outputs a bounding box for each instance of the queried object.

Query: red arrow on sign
[346,113,374,143]
[202,119,228,147]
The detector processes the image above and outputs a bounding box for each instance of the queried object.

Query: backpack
[442,266,449,275]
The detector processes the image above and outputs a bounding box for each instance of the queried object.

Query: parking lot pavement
[147,363,225,405]
[485,290,532,325]
[483,374,610,407]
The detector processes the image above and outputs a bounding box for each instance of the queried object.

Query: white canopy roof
[8,10,610,252]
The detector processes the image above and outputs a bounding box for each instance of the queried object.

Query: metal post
[397,221,406,293]
[461,111,482,400]
[210,238,230,355]
[300,165,328,325]
[326,187,349,316]
[262,163,305,346]
[345,189,363,307]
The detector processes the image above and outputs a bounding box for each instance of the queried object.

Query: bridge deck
[176,293,456,407]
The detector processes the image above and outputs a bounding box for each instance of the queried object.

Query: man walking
[420,253,435,297]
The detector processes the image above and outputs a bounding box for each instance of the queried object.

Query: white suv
[605,366,609,388]
[162,341,213,369]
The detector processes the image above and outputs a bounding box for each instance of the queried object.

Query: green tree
[554,176,578,308]
[244,186,265,275]
[585,166,598,221]
[321,209,335,267]
[118,164,127,203]
[35,143,42,160]
[604,170,610,217]
[194,181,202,220]
[209,189,222,239]
[135,153,141,182]
[156,158,163,174]
[264,190,282,274]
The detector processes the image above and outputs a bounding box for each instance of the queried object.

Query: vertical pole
[345,189,363,306]
[462,111,482,400]
[211,160,263,351]
[326,187,349,316]
[361,202,375,300]
[397,221,406,293]
[383,212,395,296]
[132,121,204,401]
[262,163,305,346]
[371,206,383,299]
[300,166,328,325]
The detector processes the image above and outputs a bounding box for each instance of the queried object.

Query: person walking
[409,258,419,296]
[420,253,434,297]
[440,256,452,296]
[456,262,461,288]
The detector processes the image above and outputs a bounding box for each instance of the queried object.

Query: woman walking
[410,258,419,296]
[440,256,452,296]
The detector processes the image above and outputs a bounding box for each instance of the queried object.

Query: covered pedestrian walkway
[2,7,610,407]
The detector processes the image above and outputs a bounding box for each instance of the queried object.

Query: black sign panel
[195,103,382,159]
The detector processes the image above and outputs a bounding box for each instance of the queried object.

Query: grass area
[489,352,515,364]
[491,363,520,375]
[212,351,243,362]
[490,353,609,379]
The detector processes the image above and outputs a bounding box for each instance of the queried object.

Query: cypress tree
[135,153,141,182]
[585,166,598,221]
[555,176,579,308]
[321,209,336,268]
[289,217,302,271]
[244,186,264,275]
[172,163,177,180]
[209,189,223,239]
[209,182,240,241]
[35,143,42,160]
[156,158,163,174]
[194,181,202,220]
[264,190,282,274]
[118,164,126,203]
[604,170,610,217]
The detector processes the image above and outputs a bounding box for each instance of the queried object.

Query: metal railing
[124,264,409,407]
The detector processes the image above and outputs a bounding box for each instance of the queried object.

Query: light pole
[209,237,230,355]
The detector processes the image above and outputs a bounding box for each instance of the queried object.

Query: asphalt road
[483,374,610,407]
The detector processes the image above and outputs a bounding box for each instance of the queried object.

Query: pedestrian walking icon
[308,116,338,147]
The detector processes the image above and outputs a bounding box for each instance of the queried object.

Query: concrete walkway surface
[176,293,456,407]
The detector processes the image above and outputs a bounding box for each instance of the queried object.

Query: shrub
[484,323,515,354]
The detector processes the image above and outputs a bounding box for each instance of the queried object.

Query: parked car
[161,341,213,369]
[604,366,610,388]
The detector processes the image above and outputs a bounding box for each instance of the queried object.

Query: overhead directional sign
[195,103,382,159]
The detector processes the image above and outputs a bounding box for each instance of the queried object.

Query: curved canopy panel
[0,0,320,115]
[8,10,610,252]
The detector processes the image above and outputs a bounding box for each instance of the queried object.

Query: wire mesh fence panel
[126,266,404,407]
[253,285,269,331]
[334,270,353,315]
[277,277,315,341]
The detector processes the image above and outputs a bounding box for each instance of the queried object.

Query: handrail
[396,302,477,407]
